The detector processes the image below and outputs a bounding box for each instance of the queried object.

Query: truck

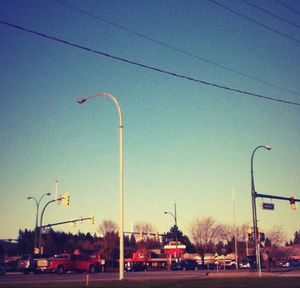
[35,253,101,274]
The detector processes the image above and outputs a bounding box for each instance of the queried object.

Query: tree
[163,225,195,253]
[17,229,34,254]
[293,230,300,245]
[267,225,287,247]
[97,219,118,237]
[133,222,155,237]
[189,216,223,247]
[189,217,223,262]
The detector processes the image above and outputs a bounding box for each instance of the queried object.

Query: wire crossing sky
[53,0,300,98]
[1,20,300,107]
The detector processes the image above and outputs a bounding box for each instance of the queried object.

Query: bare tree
[97,219,118,237]
[133,222,155,234]
[267,225,287,247]
[221,223,250,242]
[133,222,156,241]
[189,216,223,247]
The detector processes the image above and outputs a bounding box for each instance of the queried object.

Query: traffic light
[61,192,70,207]
[248,232,255,243]
[290,196,297,210]
[246,228,254,243]
[155,231,159,241]
[259,232,265,242]
[89,216,95,224]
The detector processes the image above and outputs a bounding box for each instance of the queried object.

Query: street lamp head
[77,98,87,105]
[264,145,272,150]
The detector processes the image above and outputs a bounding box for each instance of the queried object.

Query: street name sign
[262,202,275,210]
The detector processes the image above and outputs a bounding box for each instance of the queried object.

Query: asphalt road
[1,269,300,286]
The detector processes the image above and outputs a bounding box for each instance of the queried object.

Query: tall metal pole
[27,192,51,254]
[77,92,124,280]
[39,198,57,255]
[164,203,178,260]
[233,189,238,270]
[251,145,271,277]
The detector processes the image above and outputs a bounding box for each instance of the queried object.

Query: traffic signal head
[89,216,95,225]
[61,193,70,207]
[155,231,159,241]
[290,196,297,210]
[259,232,265,242]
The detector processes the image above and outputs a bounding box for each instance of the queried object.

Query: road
[1,269,300,286]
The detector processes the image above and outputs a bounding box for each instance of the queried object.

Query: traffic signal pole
[255,192,300,204]
[40,217,94,229]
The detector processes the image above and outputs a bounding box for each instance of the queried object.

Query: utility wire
[274,0,300,17]
[241,0,300,31]
[209,0,300,45]
[1,20,300,107]
[53,0,300,98]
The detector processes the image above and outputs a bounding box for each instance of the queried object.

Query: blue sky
[0,0,299,242]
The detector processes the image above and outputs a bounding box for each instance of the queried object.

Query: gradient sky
[0,0,299,242]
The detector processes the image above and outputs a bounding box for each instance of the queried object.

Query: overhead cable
[241,0,300,31]
[209,0,300,45]
[274,0,300,17]
[1,20,300,107]
[53,0,300,98]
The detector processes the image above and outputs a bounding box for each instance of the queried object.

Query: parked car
[217,259,237,270]
[125,262,147,272]
[17,254,37,274]
[0,248,5,275]
[239,260,250,269]
[281,260,300,268]
[171,260,199,271]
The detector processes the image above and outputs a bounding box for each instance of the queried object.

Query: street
[1,269,300,286]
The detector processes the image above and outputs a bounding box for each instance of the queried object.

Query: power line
[52,0,300,98]
[208,0,300,45]
[241,0,300,31]
[1,20,300,107]
[274,0,300,17]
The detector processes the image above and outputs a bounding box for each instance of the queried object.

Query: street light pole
[77,92,124,281]
[27,192,51,254]
[39,198,59,256]
[251,145,271,277]
[164,203,178,260]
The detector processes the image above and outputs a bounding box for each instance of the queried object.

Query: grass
[1,277,300,288]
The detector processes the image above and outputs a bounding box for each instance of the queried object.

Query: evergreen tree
[294,230,300,245]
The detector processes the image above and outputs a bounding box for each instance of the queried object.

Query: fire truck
[35,253,102,274]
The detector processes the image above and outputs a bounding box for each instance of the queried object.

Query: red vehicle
[35,253,101,274]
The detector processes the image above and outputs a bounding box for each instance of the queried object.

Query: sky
[0,0,299,243]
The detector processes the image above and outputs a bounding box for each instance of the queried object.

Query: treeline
[3,217,300,262]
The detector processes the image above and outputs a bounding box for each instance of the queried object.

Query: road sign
[262,202,275,210]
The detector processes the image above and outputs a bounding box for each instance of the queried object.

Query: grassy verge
[1,277,300,288]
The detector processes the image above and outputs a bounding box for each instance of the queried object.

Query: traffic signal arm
[256,193,299,210]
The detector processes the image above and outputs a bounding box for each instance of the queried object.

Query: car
[125,262,147,272]
[17,254,37,274]
[217,259,237,270]
[171,260,199,271]
[239,261,250,269]
[281,260,300,268]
